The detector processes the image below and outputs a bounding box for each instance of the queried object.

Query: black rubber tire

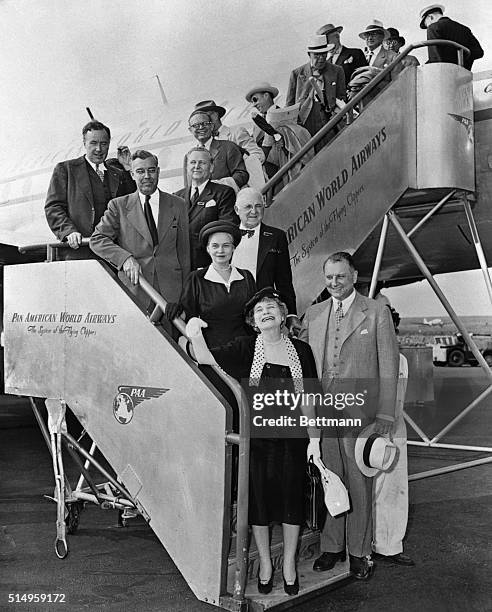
[447,349,465,367]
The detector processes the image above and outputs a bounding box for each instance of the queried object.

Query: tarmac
[1,367,491,612]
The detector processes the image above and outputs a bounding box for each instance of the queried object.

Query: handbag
[305,458,327,531]
[314,457,351,517]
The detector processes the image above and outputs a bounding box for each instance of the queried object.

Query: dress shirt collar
[365,44,381,65]
[190,180,209,197]
[198,137,213,150]
[85,156,105,174]
[332,289,356,316]
[138,190,159,207]
[238,223,261,235]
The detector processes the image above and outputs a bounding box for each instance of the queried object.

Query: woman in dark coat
[180,220,256,348]
[186,287,321,596]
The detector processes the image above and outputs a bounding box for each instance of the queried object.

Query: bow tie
[240,229,255,238]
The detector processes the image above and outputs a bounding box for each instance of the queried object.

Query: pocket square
[360,329,368,335]
[344,56,353,64]
[205,199,216,208]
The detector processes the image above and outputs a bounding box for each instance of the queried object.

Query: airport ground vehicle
[433,333,492,367]
[2,42,492,610]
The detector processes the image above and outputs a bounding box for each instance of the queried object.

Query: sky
[0,0,491,316]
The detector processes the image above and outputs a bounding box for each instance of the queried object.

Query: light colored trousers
[372,354,409,556]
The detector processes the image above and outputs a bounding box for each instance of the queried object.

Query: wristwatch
[273,133,282,143]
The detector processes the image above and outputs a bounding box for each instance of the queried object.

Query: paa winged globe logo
[113,386,169,424]
[448,113,474,144]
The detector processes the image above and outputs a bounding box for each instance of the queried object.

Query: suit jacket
[175,180,238,270]
[285,62,346,125]
[208,139,249,189]
[427,16,483,70]
[90,189,190,305]
[334,46,368,84]
[45,155,136,241]
[255,223,297,315]
[299,291,398,420]
[370,46,399,70]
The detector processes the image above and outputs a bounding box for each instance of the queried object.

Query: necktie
[335,300,344,325]
[191,187,199,206]
[144,195,158,247]
[95,163,105,182]
[240,229,255,238]
[366,49,374,64]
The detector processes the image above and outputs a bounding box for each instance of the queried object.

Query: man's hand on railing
[122,256,141,285]
[66,232,83,249]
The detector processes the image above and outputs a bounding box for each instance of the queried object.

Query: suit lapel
[311,301,331,373]
[256,223,274,273]
[157,190,175,243]
[189,182,210,222]
[335,46,348,65]
[127,192,153,247]
[105,166,120,198]
[74,157,94,207]
[340,293,367,349]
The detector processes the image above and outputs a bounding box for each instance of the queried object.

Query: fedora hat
[307,35,333,54]
[419,4,445,29]
[316,23,343,37]
[245,82,279,103]
[386,27,405,46]
[354,423,398,477]
[358,19,389,40]
[193,99,226,118]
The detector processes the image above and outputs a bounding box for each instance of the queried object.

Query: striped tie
[95,164,105,182]
[335,301,344,325]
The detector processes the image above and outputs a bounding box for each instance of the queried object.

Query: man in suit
[90,150,190,325]
[419,4,483,70]
[192,100,265,189]
[187,111,249,193]
[286,35,345,152]
[231,187,300,334]
[299,252,399,580]
[358,20,399,72]
[316,23,367,85]
[175,147,238,270]
[45,120,136,259]
[245,82,280,149]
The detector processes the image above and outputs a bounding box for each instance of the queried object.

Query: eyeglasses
[189,121,212,130]
[251,95,263,103]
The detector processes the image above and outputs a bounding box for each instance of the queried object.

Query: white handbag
[313,457,350,517]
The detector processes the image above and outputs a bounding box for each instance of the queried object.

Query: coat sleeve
[285,70,297,107]
[179,272,201,320]
[232,126,265,163]
[216,185,239,225]
[465,28,484,62]
[89,199,133,269]
[211,336,254,380]
[44,162,79,240]
[334,64,346,101]
[227,143,249,188]
[375,302,399,421]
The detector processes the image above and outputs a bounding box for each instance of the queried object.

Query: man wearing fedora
[299,252,399,579]
[188,110,249,193]
[419,4,483,70]
[359,20,399,72]
[316,23,367,85]
[384,28,420,68]
[245,82,313,184]
[192,100,265,190]
[285,35,345,153]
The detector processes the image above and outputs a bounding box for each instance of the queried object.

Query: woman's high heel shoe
[257,569,274,595]
[283,572,299,596]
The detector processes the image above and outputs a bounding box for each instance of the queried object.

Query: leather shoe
[313,550,346,572]
[349,555,374,580]
[373,552,415,566]
[257,569,274,594]
[283,572,299,596]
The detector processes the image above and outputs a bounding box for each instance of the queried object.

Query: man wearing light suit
[286,35,345,152]
[90,150,190,323]
[45,120,136,259]
[175,147,238,270]
[299,252,399,580]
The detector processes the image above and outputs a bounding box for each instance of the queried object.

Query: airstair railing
[16,240,251,605]
[261,39,471,204]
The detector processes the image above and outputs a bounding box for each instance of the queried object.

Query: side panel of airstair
[3,261,231,606]
[264,65,474,312]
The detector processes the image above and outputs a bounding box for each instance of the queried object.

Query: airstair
[3,41,491,610]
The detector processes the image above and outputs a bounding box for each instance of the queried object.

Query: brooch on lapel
[268,248,281,254]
